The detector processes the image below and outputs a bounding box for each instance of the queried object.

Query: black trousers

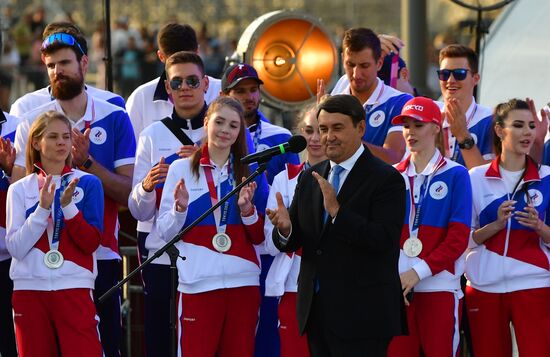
[306,292,390,357]
[0,259,17,357]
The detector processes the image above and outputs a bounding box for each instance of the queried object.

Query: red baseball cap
[392,96,442,126]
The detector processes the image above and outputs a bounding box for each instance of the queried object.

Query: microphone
[241,135,307,164]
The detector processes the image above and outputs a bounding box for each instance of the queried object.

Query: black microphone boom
[241,135,307,164]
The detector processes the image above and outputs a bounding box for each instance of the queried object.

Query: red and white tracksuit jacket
[263,163,305,297]
[6,167,104,291]
[395,153,472,295]
[155,148,268,294]
[467,157,550,293]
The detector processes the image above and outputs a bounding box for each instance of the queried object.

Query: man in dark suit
[267,94,407,356]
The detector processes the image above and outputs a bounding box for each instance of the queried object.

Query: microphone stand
[100,162,268,357]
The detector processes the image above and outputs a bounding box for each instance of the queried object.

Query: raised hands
[142,157,170,192]
[238,177,257,217]
[174,178,189,213]
[445,98,469,141]
[311,171,340,218]
[39,175,56,210]
[71,127,90,167]
[379,34,405,58]
[60,178,80,207]
[0,137,16,176]
[266,192,291,237]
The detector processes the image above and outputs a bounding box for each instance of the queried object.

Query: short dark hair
[492,98,530,156]
[42,22,88,60]
[165,51,204,77]
[316,94,365,126]
[439,44,479,73]
[342,27,381,61]
[157,23,198,56]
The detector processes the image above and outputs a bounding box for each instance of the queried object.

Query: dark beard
[51,73,84,100]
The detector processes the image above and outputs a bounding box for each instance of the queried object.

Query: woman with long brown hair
[466,99,550,356]
[156,97,269,357]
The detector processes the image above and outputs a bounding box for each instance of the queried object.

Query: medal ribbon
[407,153,446,238]
[49,175,71,250]
[252,120,262,152]
[203,153,235,235]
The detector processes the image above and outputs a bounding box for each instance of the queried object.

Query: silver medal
[212,233,232,253]
[403,237,423,258]
[44,249,64,269]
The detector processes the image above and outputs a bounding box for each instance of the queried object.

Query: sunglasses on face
[169,75,202,90]
[41,33,85,56]
[437,68,470,81]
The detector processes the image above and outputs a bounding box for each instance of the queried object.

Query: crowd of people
[0,13,549,357]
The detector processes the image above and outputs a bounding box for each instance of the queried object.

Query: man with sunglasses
[128,50,212,357]
[126,23,221,141]
[220,62,300,357]
[11,25,136,357]
[331,28,413,165]
[10,22,126,118]
[437,44,494,169]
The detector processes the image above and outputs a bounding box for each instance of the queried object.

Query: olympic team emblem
[369,110,386,127]
[256,144,270,153]
[72,187,85,204]
[429,181,448,200]
[89,127,107,145]
[526,189,543,207]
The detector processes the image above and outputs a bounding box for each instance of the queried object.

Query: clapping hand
[39,175,56,210]
[71,128,91,167]
[60,178,80,207]
[312,171,340,218]
[142,157,170,192]
[0,137,16,176]
[266,192,291,237]
[238,177,257,216]
[174,178,189,213]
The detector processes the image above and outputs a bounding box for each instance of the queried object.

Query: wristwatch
[79,156,93,170]
[458,137,475,150]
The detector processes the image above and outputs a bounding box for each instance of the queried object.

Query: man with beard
[11,29,136,357]
[331,28,412,164]
[221,63,300,357]
[10,22,126,118]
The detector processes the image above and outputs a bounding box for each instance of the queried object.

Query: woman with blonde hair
[6,110,104,357]
[388,97,472,357]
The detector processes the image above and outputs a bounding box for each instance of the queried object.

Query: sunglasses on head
[437,68,470,81]
[41,33,85,56]
[169,75,202,90]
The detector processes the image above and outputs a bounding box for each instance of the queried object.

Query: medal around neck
[44,249,64,269]
[403,237,423,258]
[212,233,231,253]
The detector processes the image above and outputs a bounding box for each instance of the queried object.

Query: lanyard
[407,154,446,236]
[252,120,262,152]
[446,104,477,161]
[48,175,71,249]
[203,154,235,234]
